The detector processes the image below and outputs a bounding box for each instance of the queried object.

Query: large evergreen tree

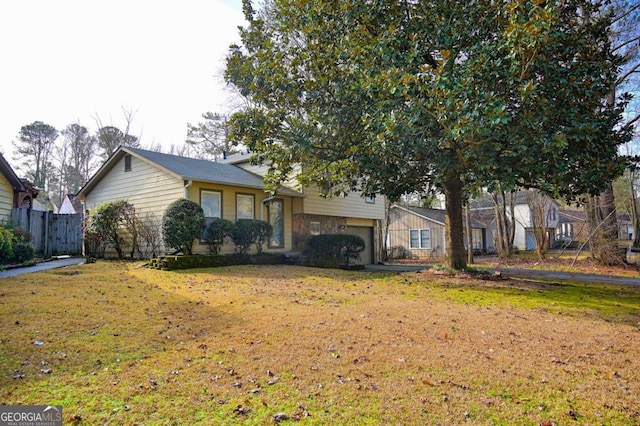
[97,126,139,160]
[226,0,631,269]
[13,121,58,189]
[186,112,241,160]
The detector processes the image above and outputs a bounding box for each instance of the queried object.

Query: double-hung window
[409,229,431,249]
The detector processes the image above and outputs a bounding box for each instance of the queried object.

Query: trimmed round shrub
[162,199,205,255]
[231,219,273,254]
[12,242,35,263]
[203,218,235,254]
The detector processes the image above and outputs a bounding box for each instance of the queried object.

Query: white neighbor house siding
[511,197,559,250]
[84,155,184,219]
[0,172,13,222]
[512,204,530,249]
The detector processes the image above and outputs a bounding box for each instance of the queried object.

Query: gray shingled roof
[396,205,486,229]
[470,192,531,209]
[126,147,302,196]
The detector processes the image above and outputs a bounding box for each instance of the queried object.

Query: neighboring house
[558,209,634,244]
[16,179,39,210]
[470,191,560,250]
[387,205,487,259]
[0,153,26,222]
[223,152,386,264]
[77,146,385,263]
[59,193,84,214]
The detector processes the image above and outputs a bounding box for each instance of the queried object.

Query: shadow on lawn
[0,264,243,390]
[167,263,394,283]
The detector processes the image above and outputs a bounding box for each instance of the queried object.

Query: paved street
[366,263,640,286]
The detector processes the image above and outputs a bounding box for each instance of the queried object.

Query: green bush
[0,227,14,263]
[12,242,35,263]
[11,227,31,243]
[231,219,273,254]
[308,234,365,267]
[203,218,235,254]
[162,199,205,255]
[87,200,135,259]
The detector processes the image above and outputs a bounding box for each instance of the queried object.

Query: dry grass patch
[0,262,639,425]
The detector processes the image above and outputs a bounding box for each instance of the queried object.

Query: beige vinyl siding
[303,185,385,220]
[84,155,184,213]
[346,217,376,227]
[83,155,184,258]
[388,209,446,258]
[233,161,266,177]
[234,161,302,191]
[0,172,13,221]
[233,160,383,220]
[187,181,293,254]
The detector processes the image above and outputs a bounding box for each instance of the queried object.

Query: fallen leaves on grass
[0,262,638,425]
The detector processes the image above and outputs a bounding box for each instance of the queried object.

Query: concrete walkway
[0,256,86,278]
[365,263,640,286]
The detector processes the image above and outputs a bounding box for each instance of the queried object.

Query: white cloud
[0,0,245,158]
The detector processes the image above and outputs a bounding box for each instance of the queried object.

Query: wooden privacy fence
[11,208,83,257]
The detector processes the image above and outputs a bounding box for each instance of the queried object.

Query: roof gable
[559,208,631,224]
[470,191,559,210]
[392,205,486,229]
[0,153,25,192]
[78,146,302,198]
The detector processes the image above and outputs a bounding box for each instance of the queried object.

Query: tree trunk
[586,185,623,265]
[465,203,474,265]
[630,170,640,248]
[443,172,467,270]
[492,188,515,258]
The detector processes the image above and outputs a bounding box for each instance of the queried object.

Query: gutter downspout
[184,180,193,199]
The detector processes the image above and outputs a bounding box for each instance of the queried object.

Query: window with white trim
[409,229,431,249]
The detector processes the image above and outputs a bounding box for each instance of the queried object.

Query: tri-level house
[77,146,385,263]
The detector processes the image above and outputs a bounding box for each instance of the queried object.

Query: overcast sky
[0,0,246,160]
